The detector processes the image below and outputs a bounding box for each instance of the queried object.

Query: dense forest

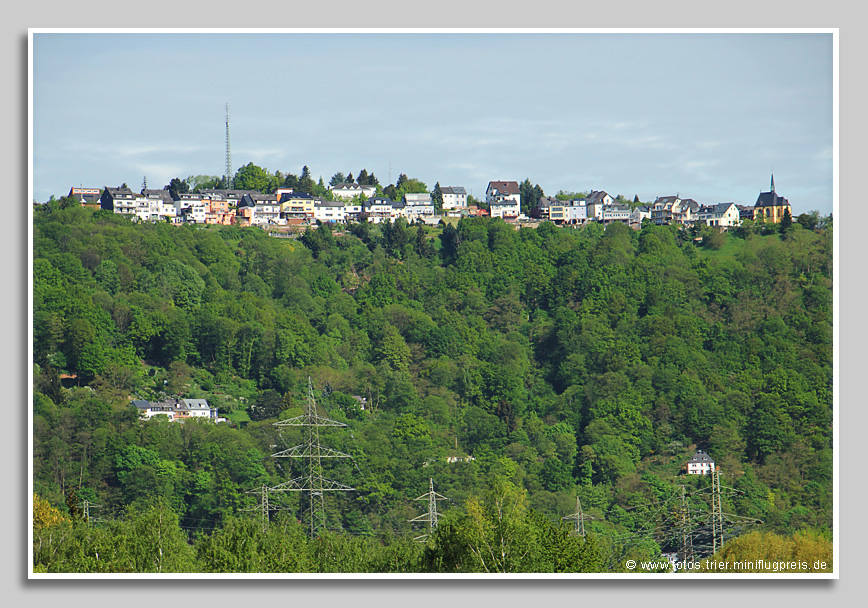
[31,200,833,573]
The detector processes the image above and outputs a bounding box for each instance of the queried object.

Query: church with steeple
[754,174,792,223]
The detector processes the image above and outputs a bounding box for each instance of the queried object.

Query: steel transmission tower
[408,478,448,541]
[243,484,271,532]
[224,103,233,190]
[678,485,694,564]
[711,468,723,555]
[270,377,355,538]
[79,499,101,524]
[563,495,587,537]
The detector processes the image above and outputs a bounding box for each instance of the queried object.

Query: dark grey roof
[182,398,211,410]
[688,450,714,464]
[700,202,737,214]
[654,195,679,205]
[279,192,316,202]
[142,189,175,203]
[755,191,789,208]
[199,189,259,200]
[441,186,467,195]
[364,197,394,209]
[586,191,611,205]
[103,186,140,198]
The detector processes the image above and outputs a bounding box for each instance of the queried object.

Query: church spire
[770,173,775,193]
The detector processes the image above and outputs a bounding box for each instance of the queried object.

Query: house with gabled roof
[100,186,147,220]
[532,195,557,220]
[364,197,398,223]
[651,195,700,225]
[141,189,178,222]
[68,187,102,204]
[631,204,651,228]
[173,192,210,224]
[686,449,715,475]
[404,193,435,220]
[737,204,755,221]
[440,186,467,210]
[651,195,679,225]
[696,202,740,228]
[239,193,282,225]
[672,198,700,224]
[486,181,521,219]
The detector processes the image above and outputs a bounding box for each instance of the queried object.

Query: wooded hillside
[31,202,833,572]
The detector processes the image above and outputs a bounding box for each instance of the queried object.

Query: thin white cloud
[116,144,206,157]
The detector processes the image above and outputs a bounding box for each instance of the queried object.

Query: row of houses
[534,177,790,229]
[94,185,449,226]
[78,175,791,229]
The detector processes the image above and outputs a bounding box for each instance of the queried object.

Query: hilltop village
[64,174,795,231]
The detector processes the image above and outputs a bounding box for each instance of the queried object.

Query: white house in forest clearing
[686,450,715,475]
[132,398,225,423]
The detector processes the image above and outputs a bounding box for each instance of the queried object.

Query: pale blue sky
[32,31,834,215]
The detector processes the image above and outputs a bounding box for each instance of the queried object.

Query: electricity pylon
[270,377,355,539]
[711,468,723,556]
[408,478,448,541]
[563,495,587,537]
[243,484,271,532]
[678,485,694,564]
[79,499,100,524]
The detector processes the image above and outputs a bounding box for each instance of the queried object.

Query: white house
[141,189,177,222]
[696,202,741,228]
[314,200,346,223]
[601,202,632,225]
[672,198,700,224]
[549,199,587,225]
[440,186,467,210]
[133,398,224,423]
[486,181,521,218]
[686,450,715,475]
[364,197,399,223]
[404,193,435,220]
[133,399,178,421]
[175,193,210,224]
[631,205,651,227]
